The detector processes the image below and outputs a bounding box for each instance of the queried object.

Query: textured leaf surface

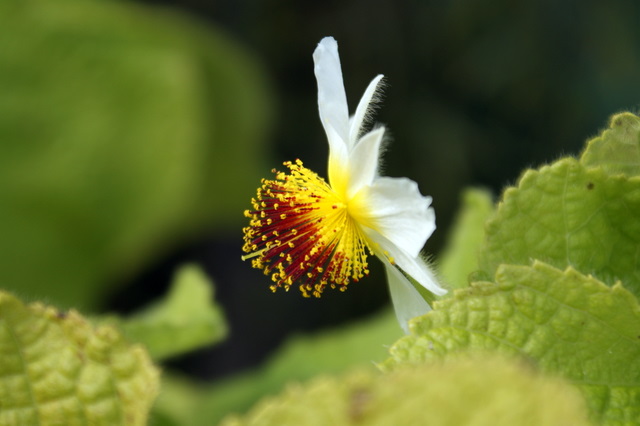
[478,158,640,297]
[122,265,227,361]
[0,291,159,425]
[581,112,640,176]
[384,262,640,424]
[0,0,270,309]
[221,356,590,426]
[438,188,494,289]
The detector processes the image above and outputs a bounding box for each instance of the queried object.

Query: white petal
[359,177,436,257]
[365,227,447,296]
[313,37,350,145]
[345,126,385,198]
[325,121,350,195]
[393,251,447,296]
[349,74,384,147]
[384,260,432,334]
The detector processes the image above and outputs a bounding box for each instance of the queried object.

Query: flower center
[242,159,372,297]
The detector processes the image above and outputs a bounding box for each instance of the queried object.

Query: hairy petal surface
[313,37,349,144]
[349,74,384,147]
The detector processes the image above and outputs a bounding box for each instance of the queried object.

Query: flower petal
[384,260,432,334]
[326,122,350,195]
[349,74,384,147]
[345,126,385,198]
[313,37,350,145]
[364,227,447,296]
[392,250,447,296]
[358,177,436,257]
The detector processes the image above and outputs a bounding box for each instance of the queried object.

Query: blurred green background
[1,0,639,388]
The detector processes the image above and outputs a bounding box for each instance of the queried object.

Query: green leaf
[0,0,270,310]
[121,265,227,361]
[383,262,640,424]
[221,355,590,426]
[0,291,159,425]
[152,310,402,426]
[581,112,640,176]
[438,188,494,289]
[478,158,640,297]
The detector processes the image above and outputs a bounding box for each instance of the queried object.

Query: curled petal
[393,250,447,296]
[358,177,436,257]
[313,37,350,145]
[349,74,384,148]
[384,260,432,334]
[346,126,385,198]
[365,227,446,296]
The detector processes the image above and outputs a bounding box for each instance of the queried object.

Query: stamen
[242,160,372,297]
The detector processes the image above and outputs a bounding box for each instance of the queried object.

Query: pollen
[242,159,372,297]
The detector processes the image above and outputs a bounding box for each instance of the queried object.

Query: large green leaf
[0,291,159,425]
[478,158,640,297]
[0,0,270,309]
[121,265,227,361]
[221,355,590,426]
[384,262,640,424]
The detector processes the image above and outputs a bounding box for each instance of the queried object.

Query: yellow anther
[241,159,372,297]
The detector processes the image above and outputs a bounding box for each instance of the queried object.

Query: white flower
[243,36,446,332]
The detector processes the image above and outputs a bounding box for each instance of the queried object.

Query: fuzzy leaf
[438,188,494,289]
[122,265,227,361]
[478,158,640,297]
[581,112,640,176]
[221,356,590,426]
[0,291,159,425]
[383,262,640,424]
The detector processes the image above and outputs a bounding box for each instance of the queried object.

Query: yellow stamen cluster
[242,159,372,297]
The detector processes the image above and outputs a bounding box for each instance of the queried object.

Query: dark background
[108,0,640,381]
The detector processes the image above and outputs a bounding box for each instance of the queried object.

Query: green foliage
[153,309,401,426]
[384,262,640,423]
[0,291,159,425]
[581,112,640,176]
[0,0,270,310]
[221,355,590,426]
[479,112,640,297]
[438,188,494,290]
[380,112,640,424]
[121,265,227,361]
